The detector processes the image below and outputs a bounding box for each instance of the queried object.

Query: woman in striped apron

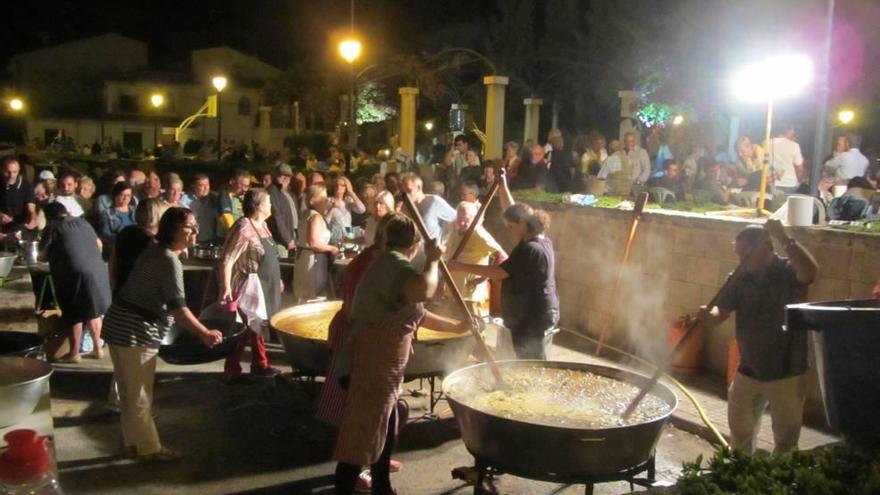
[331,213,467,494]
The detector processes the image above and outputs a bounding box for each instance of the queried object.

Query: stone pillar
[522,97,543,146]
[292,101,301,135]
[483,75,509,160]
[618,90,639,141]
[398,87,419,160]
[258,106,272,150]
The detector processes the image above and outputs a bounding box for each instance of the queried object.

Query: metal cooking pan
[0,331,44,359]
[443,360,678,478]
[270,301,475,378]
[159,317,246,365]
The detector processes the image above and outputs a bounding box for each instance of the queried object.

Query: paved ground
[0,266,838,494]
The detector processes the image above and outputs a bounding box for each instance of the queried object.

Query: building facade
[8,33,292,155]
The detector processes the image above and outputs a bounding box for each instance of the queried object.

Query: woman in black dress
[40,202,112,362]
[449,170,560,359]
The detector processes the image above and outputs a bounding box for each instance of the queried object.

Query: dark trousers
[334,402,401,494]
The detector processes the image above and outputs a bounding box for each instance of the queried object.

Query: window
[119,94,138,113]
[238,96,251,116]
[123,132,143,152]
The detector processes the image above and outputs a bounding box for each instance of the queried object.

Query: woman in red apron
[331,213,467,494]
[219,189,282,379]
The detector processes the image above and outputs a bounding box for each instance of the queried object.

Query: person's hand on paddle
[695,305,712,327]
[425,238,444,263]
[765,218,789,243]
[498,167,509,190]
[200,329,224,347]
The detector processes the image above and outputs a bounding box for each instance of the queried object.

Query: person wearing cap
[266,163,298,258]
[697,220,818,454]
[0,156,38,243]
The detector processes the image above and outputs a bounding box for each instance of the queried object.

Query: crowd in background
[2,124,880,362]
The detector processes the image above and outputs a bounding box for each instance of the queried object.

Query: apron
[333,305,425,467]
[256,234,281,318]
[236,220,281,331]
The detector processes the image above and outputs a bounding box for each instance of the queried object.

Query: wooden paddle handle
[622,263,744,418]
[450,180,500,261]
[401,194,505,385]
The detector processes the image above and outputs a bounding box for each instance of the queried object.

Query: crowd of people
[425,126,878,221]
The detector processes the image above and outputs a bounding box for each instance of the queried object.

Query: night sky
[5,0,880,149]
[2,0,498,72]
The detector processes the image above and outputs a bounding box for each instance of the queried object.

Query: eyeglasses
[184,223,200,234]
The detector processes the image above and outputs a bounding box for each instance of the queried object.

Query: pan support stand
[471,454,656,495]
[407,374,445,419]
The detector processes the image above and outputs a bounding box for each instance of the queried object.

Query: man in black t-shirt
[697,221,818,454]
[0,156,37,242]
[449,170,559,359]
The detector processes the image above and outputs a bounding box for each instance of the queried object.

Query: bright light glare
[212,76,227,92]
[671,115,684,126]
[732,54,813,102]
[339,39,362,63]
[150,94,164,108]
[9,98,23,111]
[424,121,434,131]
[838,109,855,125]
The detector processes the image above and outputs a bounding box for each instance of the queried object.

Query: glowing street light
[338,38,362,64]
[150,94,165,152]
[732,54,813,103]
[211,76,227,161]
[837,109,855,125]
[211,76,227,92]
[671,115,684,126]
[338,37,362,161]
[9,98,23,112]
[731,53,814,215]
[424,121,434,131]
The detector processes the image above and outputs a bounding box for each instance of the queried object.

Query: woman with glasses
[220,189,283,379]
[363,190,395,246]
[102,207,223,461]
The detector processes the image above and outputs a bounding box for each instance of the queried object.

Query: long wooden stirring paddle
[450,180,500,261]
[595,192,650,356]
[622,262,744,419]
[402,193,506,387]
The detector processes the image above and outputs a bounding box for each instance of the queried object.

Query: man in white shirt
[401,172,456,271]
[768,125,803,193]
[52,171,85,217]
[824,134,869,181]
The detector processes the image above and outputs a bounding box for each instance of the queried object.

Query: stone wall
[487,201,879,402]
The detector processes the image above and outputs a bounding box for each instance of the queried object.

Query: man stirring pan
[697,220,818,454]
[449,170,559,359]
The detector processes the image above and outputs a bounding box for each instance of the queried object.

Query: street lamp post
[732,54,813,215]
[212,76,227,161]
[8,98,25,144]
[339,38,362,173]
[150,93,164,153]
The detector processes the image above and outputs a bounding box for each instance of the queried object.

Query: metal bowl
[0,357,53,428]
[443,360,678,478]
[0,252,16,279]
[192,244,223,260]
[270,301,475,378]
[0,331,44,359]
